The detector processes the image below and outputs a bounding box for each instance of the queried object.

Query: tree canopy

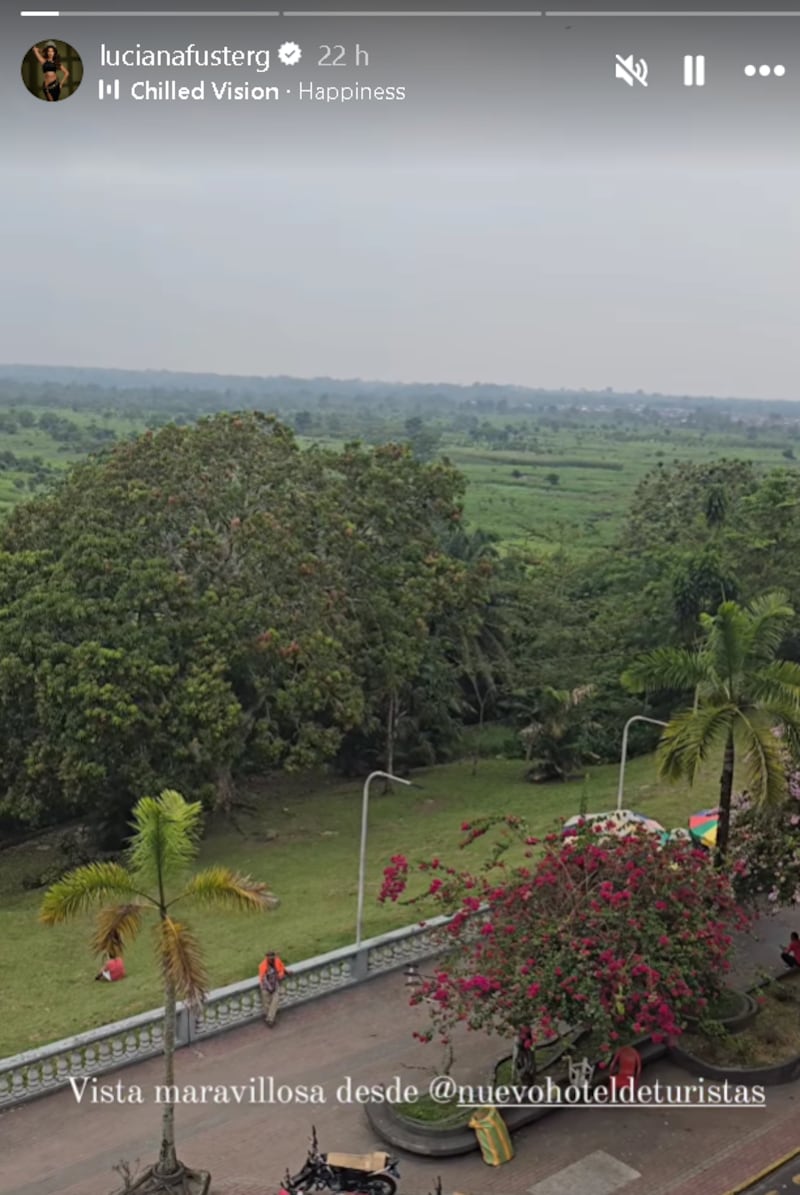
[0,414,492,840]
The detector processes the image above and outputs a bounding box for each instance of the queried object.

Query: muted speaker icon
[615,55,648,87]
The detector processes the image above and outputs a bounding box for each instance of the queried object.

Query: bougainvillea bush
[381,815,747,1059]
[729,770,800,909]
[729,728,800,909]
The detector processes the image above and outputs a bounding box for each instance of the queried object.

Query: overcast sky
[4,15,798,400]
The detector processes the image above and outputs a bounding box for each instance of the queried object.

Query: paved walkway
[3,911,800,1195]
[727,1148,800,1195]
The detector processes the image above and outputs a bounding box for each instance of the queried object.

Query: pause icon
[684,55,705,86]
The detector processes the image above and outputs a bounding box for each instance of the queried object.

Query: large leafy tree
[621,592,800,865]
[40,789,276,1195]
[0,416,470,835]
[623,459,756,555]
[325,442,476,786]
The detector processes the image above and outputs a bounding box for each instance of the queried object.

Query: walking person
[258,950,289,1026]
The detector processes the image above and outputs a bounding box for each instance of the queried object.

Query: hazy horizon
[4,15,799,403]
[0,358,792,406]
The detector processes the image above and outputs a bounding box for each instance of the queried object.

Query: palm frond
[748,660,800,710]
[744,590,794,668]
[656,704,736,784]
[778,719,800,765]
[179,867,280,912]
[40,862,142,926]
[621,647,711,696]
[158,915,208,1012]
[90,903,147,957]
[127,790,204,894]
[735,712,789,808]
[751,699,800,764]
[705,602,749,694]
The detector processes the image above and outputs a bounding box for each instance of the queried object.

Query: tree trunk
[715,730,735,868]
[512,1029,537,1085]
[213,765,236,815]
[383,691,396,792]
[157,978,179,1176]
[471,690,487,778]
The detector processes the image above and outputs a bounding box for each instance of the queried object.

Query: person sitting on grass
[780,931,800,969]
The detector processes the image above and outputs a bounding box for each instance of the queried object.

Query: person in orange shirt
[258,951,289,1026]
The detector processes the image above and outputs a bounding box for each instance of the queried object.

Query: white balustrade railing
[0,914,458,1109]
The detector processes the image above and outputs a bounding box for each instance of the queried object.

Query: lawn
[450,432,792,556]
[0,752,722,1059]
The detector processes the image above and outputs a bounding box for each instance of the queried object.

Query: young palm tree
[40,789,278,1195]
[621,591,800,866]
[517,684,597,783]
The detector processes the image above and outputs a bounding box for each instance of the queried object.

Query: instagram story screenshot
[1,2,800,1194]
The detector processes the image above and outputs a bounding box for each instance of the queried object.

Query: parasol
[688,808,719,849]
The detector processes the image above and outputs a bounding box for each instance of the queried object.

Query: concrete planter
[683,991,759,1036]
[668,1043,800,1087]
[670,984,800,1086]
[365,1037,667,1157]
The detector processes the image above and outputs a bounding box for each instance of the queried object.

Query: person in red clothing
[608,1045,642,1096]
[95,956,126,981]
[258,951,289,1026]
[780,931,800,969]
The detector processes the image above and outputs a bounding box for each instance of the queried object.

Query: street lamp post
[617,715,668,810]
[356,770,412,948]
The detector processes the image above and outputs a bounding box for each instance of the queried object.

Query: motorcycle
[280,1125,401,1195]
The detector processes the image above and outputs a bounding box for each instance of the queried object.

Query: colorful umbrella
[689,808,719,849]
[563,809,665,839]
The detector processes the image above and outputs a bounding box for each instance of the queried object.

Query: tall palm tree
[40,790,278,1195]
[621,592,800,866]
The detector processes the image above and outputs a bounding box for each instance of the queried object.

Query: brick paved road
[3,912,800,1195]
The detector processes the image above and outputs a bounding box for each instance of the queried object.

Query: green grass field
[0,405,793,556]
[446,431,793,555]
[0,407,148,515]
[0,751,723,1059]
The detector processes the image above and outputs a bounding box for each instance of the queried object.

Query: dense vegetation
[2,369,800,851]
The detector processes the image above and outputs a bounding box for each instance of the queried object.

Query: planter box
[668,1043,800,1087]
[670,983,800,1086]
[683,991,759,1036]
[365,1036,667,1158]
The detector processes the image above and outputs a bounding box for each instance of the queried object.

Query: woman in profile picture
[32,42,69,101]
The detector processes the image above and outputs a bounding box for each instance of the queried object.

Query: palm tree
[517,684,597,782]
[621,592,800,866]
[40,790,278,1195]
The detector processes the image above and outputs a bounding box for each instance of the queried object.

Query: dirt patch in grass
[682,985,800,1068]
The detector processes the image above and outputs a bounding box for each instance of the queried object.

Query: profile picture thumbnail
[21,39,83,102]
